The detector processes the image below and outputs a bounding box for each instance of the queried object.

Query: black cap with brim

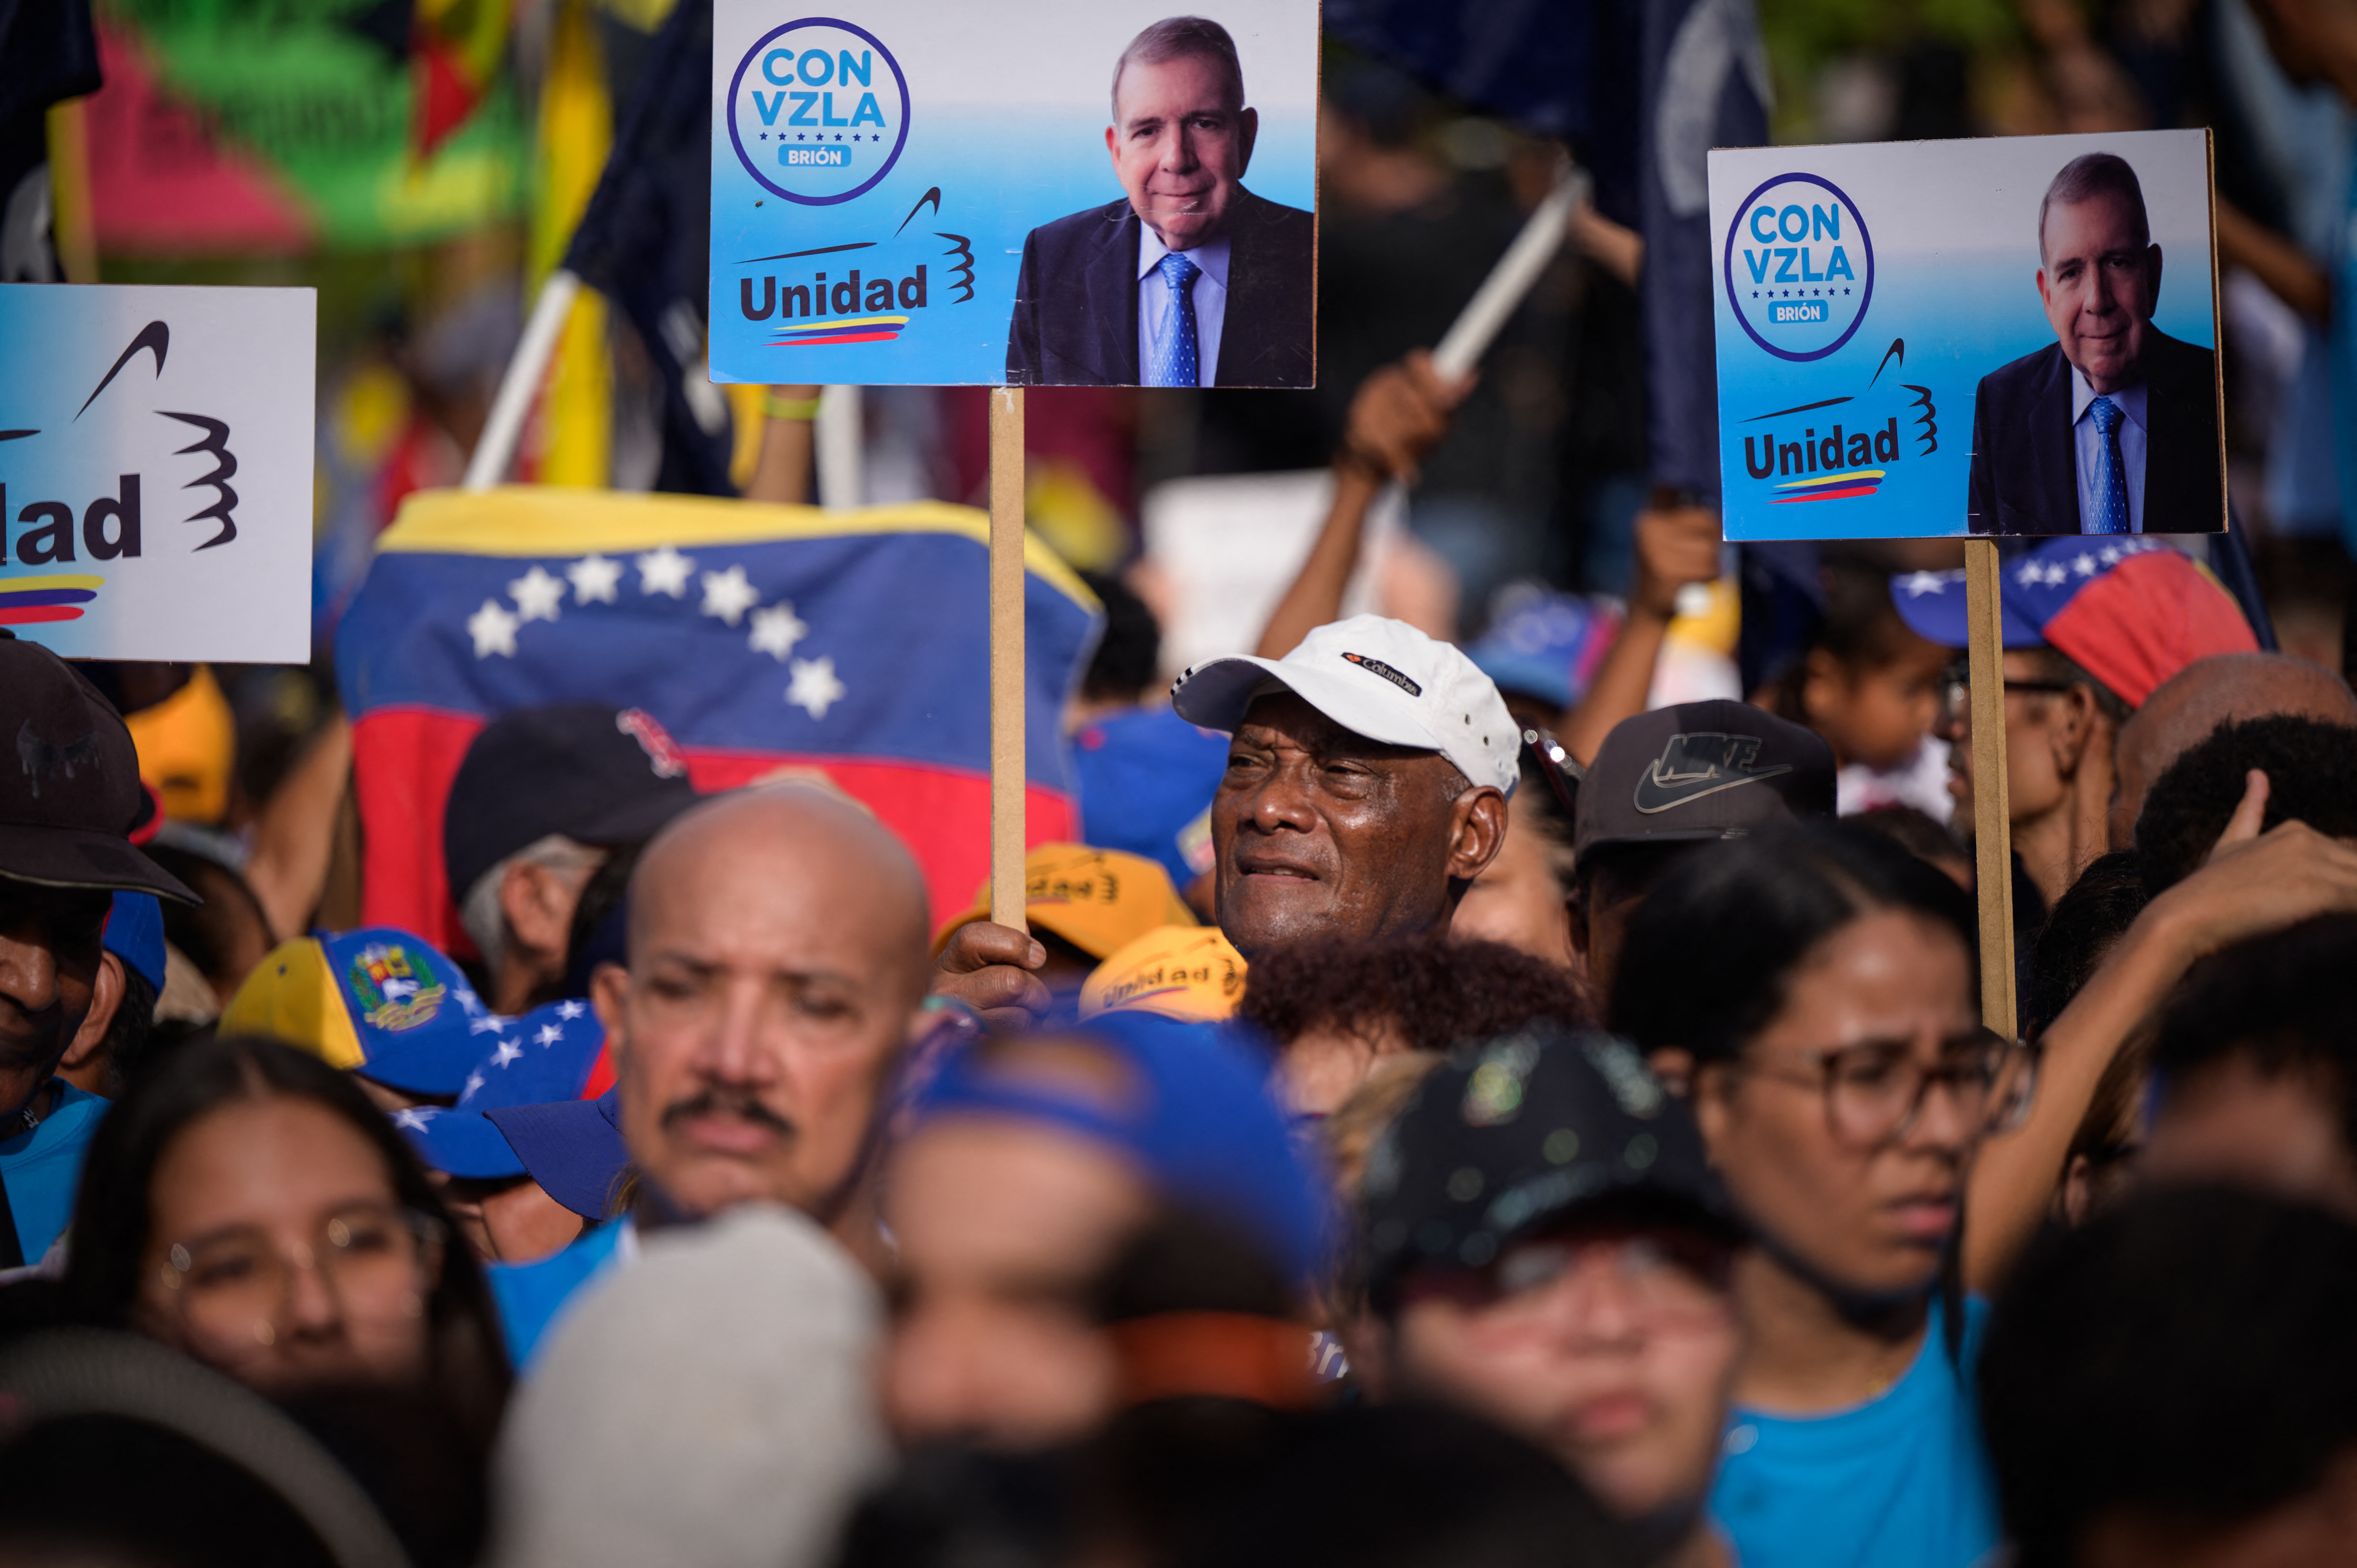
[0,823,199,906]
[1572,700,1836,868]
[1359,1026,1743,1316]
[0,633,201,907]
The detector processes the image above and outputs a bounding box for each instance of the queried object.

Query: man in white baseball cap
[1168,614,1516,961]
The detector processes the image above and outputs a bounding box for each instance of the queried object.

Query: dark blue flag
[564,0,736,496]
[1639,0,1770,505]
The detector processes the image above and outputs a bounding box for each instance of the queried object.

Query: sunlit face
[2143,1056,2357,1219]
[601,794,930,1222]
[1106,52,1258,251]
[1393,1224,1742,1519]
[1451,811,1575,970]
[1694,909,1981,1299]
[0,879,108,1120]
[1214,694,1494,962]
[138,1096,437,1397]
[2036,190,2161,394]
[883,1115,1150,1448]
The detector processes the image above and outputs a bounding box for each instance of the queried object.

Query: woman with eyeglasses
[62,1036,509,1447]
[1609,822,2028,1568]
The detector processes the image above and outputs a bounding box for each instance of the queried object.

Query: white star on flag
[468,599,520,658]
[2048,562,2070,585]
[787,656,847,719]
[2015,562,2044,588]
[556,1000,587,1020]
[509,565,567,622]
[493,1038,524,1067]
[470,1015,505,1034]
[2099,545,2121,566]
[568,553,624,604]
[2072,553,2097,577]
[701,565,761,625]
[637,545,695,598]
[749,601,809,661]
[462,1071,486,1100]
[1899,571,1951,598]
[393,1109,431,1131]
[536,1023,564,1047]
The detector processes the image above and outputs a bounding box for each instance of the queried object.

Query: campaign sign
[0,285,314,660]
[710,0,1318,387]
[1708,129,2222,540]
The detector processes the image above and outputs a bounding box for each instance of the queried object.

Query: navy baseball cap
[398,999,612,1182]
[442,703,699,907]
[487,1088,629,1220]
[908,1009,1327,1283]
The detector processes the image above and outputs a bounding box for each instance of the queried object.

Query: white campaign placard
[0,284,315,661]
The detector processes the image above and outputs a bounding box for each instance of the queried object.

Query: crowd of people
[4,319,2357,1568]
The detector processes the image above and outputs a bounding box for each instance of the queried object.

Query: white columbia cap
[1170,614,1520,796]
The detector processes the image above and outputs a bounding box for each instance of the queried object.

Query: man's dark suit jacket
[1966,328,2222,535]
[1004,187,1314,387]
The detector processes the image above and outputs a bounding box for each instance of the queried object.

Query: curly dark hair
[2136,715,2357,895]
[2023,850,2147,1039]
[1233,935,1590,1054]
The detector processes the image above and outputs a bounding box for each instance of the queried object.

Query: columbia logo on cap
[1340,651,1421,697]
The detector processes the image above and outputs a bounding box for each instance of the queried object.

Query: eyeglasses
[1402,1229,1736,1332]
[1520,728,1582,821]
[1735,1027,2037,1150]
[156,1204,444,1346]
[1937,660,2078,726]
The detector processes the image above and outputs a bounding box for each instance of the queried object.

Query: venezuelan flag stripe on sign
[336,488,1102,945]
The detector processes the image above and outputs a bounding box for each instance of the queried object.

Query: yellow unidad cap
[1080,925,1248,1024]
[934,843,1196,960]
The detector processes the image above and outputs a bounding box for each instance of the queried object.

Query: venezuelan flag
[336,488,1102,943]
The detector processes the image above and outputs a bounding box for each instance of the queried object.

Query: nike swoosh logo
[1632,763,1794,814]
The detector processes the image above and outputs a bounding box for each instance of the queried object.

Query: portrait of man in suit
[1004,16,1314,388]
[1967,152,2222,535]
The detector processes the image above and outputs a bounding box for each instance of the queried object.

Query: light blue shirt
[0,1081,105,1265]
[1137,228,1229,387]
[2071,367,2148,534]
[488,1218,635,1371]
[1710,1296,2002,1568]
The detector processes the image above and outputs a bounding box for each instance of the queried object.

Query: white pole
[463,269,582,492]
[816,384,863,509]
[1431,164,1588,381]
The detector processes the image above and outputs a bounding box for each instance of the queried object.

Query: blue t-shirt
[487,1219,630,1371]
[0,1082,105,1264]
[1710,1296,2001,1568]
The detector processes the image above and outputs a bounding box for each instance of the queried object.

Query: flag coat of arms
[337,487,1102,943]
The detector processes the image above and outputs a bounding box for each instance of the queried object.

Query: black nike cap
[1572,700,1835,867]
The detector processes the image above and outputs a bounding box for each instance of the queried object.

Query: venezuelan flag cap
[222,927,499,1096]
[396,999,616,1182]
[1889,537,2258,707]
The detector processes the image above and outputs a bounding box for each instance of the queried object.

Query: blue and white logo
[727,18,910,206]
[1722,173,1873,362]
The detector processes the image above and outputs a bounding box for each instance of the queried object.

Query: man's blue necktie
[2087,394,2130,535]
[1151,251,1201,387]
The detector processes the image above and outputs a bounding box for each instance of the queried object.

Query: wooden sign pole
[988,387,1029,932]
[1963,538,2017,1038]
